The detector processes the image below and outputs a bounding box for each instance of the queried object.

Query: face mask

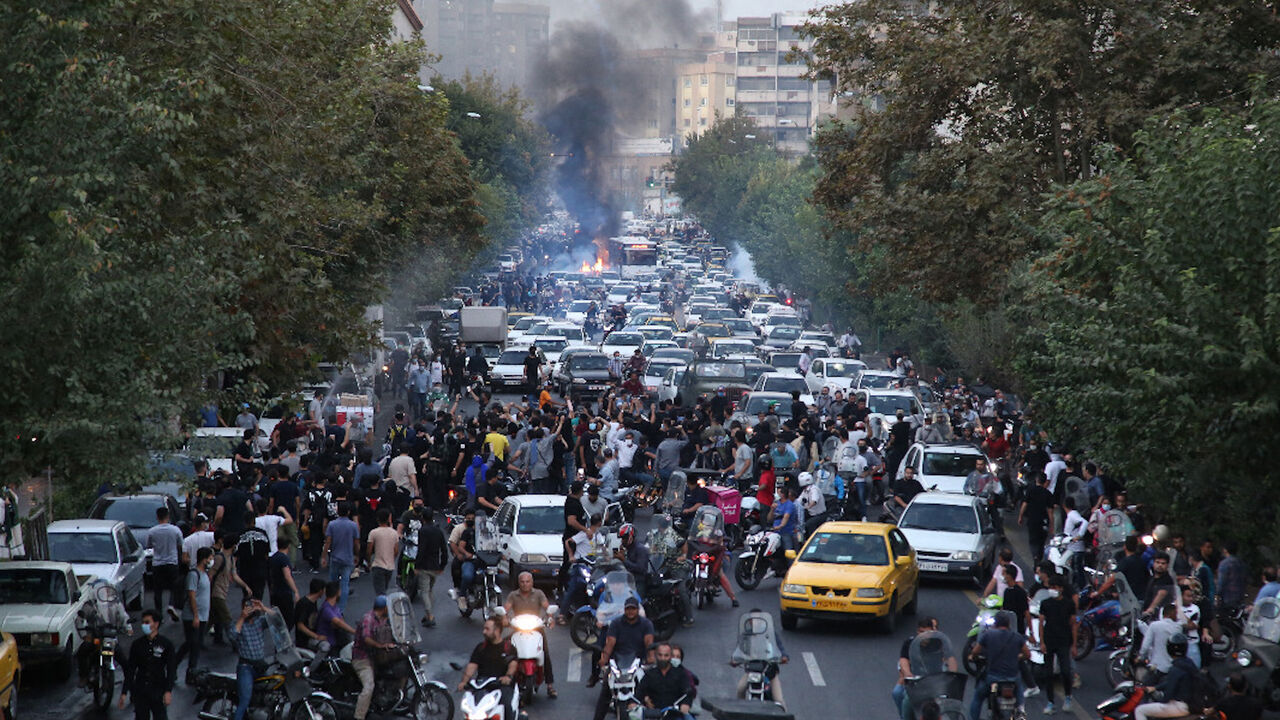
[670,657,682,668]
[1102,504,1111,511]
[465,520,474,528]
[571,417,580,426]
[589,423,597,431]
[141,623,153,635]
[656,659,671,670]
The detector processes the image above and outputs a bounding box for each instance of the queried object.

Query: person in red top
[982,427,1010,461]
[755,456,776,516]
[622,371,644,398]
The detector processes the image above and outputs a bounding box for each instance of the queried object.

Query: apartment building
[733,13,835,155]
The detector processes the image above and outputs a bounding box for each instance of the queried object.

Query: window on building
[699,117,707,126]
[684,118,691,127]
[737,77,774,92]
[726,98,735,106]
[726,75,735,87]
[777,77,809,91]
[700,74,708,86]
[699,97,707,107]
[683,98,691,107]
[684,77,692,88]
[737,52,776,66]
[648,118,658,129]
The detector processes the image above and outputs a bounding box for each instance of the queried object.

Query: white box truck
[460,306,508,343]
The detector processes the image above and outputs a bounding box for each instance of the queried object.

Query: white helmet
[1152,524,1171,543]
[797,471,814,487]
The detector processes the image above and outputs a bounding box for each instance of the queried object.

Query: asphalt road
[24,390,1125,720]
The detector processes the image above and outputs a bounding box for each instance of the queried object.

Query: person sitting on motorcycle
[591,597,655,719]
[732,608,790,707]
[559,514,607,617]
[76,579,131,688]
[616,524,652,595]
[687,512,740,608]
[893,617,943,720]
[967,611,1028,720]
[797,472,827,539]
[636,642,695,719]
[353,595,400,720]
[457,617,518,720]
[648,515,694,627]
[450,509,480,597]
[755,455,777,517]
[1139,604,1183,678]
[1133,634,1200,720]
[504,571,557,699]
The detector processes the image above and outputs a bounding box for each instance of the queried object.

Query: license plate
[918,561,949,572]
[812,599,843,609]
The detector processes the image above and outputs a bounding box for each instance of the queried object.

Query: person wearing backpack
[1134,634,1202,720]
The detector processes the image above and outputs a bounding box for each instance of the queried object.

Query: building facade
[732,13,835,155]
[676,54,736,138]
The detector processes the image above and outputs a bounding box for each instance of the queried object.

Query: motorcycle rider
[615,524,652,595]
[636,642,695,719]
[967,612,1028,720]
[732,608,790,707]
[1139,604,1184,677]
[648,515,694,627]
[560,514,607,619]
[76,578,131,688]
[353,595,399,720]
[687,508,740,608]
[1133,634,1200,720]
[457,617,519,720]
[893,617,955,720]
[797,472,826,539]
[504,571,557,699]
[591,597,655,720]
[118,608,176,720]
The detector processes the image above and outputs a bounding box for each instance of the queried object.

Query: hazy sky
[546,0,831,28]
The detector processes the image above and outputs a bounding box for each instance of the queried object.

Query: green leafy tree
[1015,96,1280,552]
[802,0,1280,305]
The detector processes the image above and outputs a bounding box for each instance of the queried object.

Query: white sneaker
[1023,687,1040,698]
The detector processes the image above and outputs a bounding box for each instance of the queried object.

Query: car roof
[863,388,917,398]
[811,521,896,536]
[907,491,979,508]
[919,442,986,454]
[95,493,172,502]
[503,494,567,508]
[48,519,127,533]
[743,391,791,401]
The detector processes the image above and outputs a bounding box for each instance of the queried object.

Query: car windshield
[534,338,567,351]
[800,533,889,566]
[769,327,800,339]
[569,301,592,311]
[547,327,581,340]
[646,361,682,376]
[606,333,642,346]
[93,498,162,529]
[770,354,801,369]
[186,435,238,457]
[49,533,119,563]
[868,395,917,415]
[512,317,538,331]
[762,377,807,393]
[713,342,754,357]
[652,349,694,362]
[499,350,529,364]
[638,327,672,340]
[822,362,862,378]
[859,373,897,389]
[0,569,70,604]
[516,506,564,535]
[900,503,979,534]
[570,355,610,370]
[742,396,792,416]
[695,362,746,380]
[923,452,982,477]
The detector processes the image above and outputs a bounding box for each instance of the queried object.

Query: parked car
[0,561,94,678]
[87,493,185,581]
[896,492,999,584]
[46,520,145,610]
[492,495,567,586]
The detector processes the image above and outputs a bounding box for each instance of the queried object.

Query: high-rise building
[733,13,835,155]
[490,3,550,91]
[411,0,548,92]
[677,53,736,141]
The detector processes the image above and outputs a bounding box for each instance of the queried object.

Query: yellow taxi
[778,521,919,633]
[0,631,18,719]
[641,315,679,332]
[507,311,532,329]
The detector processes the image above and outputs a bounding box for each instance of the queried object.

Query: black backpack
[1184,667,1217,714]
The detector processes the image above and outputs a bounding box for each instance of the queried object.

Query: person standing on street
[352,595,397,720]
[146,506,184,620]
[1036,574,1078,713]
[268,537,299,629]
[416,511,448,628]
[176,547,213,684]
[1017,472,1055,563]
[118,609,176,720]
[322,502,360,613]
[367,508,399,596]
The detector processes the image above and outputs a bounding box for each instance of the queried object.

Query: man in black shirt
[892,466,926,511]
[1114,535,1150,601]
[215,480,253,539]
[559,482,589,593]
[1017,472,1055,563]
[593,598,655,720]
[294,578,325,650]
[1036,575,1077,712]
[636,642,694,718]
[457,618,517,718]
[119,609,177,718]
[232,517,270,600]
[415,513,449,627]
[522,347,542,392]
[886,410,913,480]
[1143,552,1175,617]
[476,466,506,514]
[1212,672,1264,720]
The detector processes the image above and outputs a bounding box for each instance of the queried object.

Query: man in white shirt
[1044,451,1068,494]
[182,514,216,566]
[797,348,813,376]
[1062,496,1089,585]
[387,445,418,497]
[255,502,292,555]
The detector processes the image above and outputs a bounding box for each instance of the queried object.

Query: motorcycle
[731,609,785,705]
[688,505,726,609]
[1105,616,1154,689]
[904,630,969,720]
[459,676,519,720]
[605,655,644,720]
[1046,533,1076,587]
[1232,597,1280,711]
[509,606,558,705]
[193,607,337,720]
[1095,681,1224,720]
[450,512,504,620]
[985,679,1025,720]
[570,569,644,651]
[1075,568,1142,661]
[1214,604,1249,662]
[962,594,1005,676]
[75,581,130,713]
[734,527,782,591]
[307,592,453,720]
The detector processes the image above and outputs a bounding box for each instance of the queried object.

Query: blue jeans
[621,468,655,488]
[854,482,868,520]
[460,560,477,595]
[969,674,1022,720]
[234,661,256,720]
[892,683,909,720]
[329,559,353,614]
[559,573,587,619]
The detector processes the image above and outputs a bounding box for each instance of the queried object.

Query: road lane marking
[801,651,826,687]
[567,647,582,683]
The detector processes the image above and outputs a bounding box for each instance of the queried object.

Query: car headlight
[952,551,976,561]
[519,553,549,564]
[1237,649,1253,667]
[573,378,586,384]
[782,584,806,594]
[856,588,885,598]
[31,632,59,646]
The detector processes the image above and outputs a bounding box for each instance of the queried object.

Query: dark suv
[556,351,614,401]
[676,361,752,406]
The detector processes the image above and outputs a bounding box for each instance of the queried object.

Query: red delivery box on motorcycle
[705,485,741,525]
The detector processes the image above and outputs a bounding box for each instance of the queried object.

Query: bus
[607,235,659,278]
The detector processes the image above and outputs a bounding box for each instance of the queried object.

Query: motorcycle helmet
[618,523,636,544]
[1152,524,1171,544]
[1166,633,1188,658]
[758,455,774,470]
[797,472,814,487]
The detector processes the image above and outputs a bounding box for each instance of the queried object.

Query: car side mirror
[896,556,912,568]
[71,590,81,603]
[784,549,797,560]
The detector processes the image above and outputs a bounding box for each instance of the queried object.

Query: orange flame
[579,258,607,274]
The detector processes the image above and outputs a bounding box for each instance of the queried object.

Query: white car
[859,388,926,441]
[644,358,686,396]
[709,338,758,360]
[723,317,759,339]
[187,426,269,474]
[497,253,517,273]
[46,519,145,610]
[855,369,901,390]
[543,323,588,348]
[491,347,540,388]
[492,495,568,585]
[751,372,814,406]
[895,442,991,495]
[564,300,595,325]
[636,326,674,343]
[599,331,645,358]
[606,283,637,305]
[0,561,94,677]
[657,366,687,404]
[797,330,836,351]
[897,492,999,582]
[803,358,869,394]
[508,316,552,344]
[747,301,777,327]
[530,336,569,369]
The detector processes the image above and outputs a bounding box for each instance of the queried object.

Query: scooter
[734,527,782,591]
[509,607,557,705]
[1095,681,1224,720]
[606,655,644,720]
[459,676,519,720]
[985,679,1025,720]
[962,594,1004,676]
